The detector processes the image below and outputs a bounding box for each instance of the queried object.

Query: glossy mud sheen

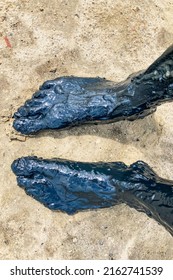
[11,156,173,235]
[13,44,173,135]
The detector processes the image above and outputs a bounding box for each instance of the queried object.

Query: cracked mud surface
[1,0,173,259]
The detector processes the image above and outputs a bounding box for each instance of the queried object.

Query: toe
[14,106,28,118]
[39,79,58,90]
[17,176,46,199]
[11,156,54,178]
[11,157,38,176]
[33,90,47,99]
[17,176,33,188]
[13,117,44,134]
[11,158,29,176]
[14,98,45,118]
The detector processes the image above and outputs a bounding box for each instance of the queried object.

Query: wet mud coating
[13,45,173,135]
[12,156,173,236]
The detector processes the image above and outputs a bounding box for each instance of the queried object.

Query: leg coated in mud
[11,157,173,235]
[13,45,173,134]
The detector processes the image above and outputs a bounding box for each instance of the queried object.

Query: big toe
[13,117,44,134]
[11,157,38,176]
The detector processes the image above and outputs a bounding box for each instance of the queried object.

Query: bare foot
[13,45,173,134]
[12,157,173,235]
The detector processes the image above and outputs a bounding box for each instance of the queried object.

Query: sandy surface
[0,0,173,259]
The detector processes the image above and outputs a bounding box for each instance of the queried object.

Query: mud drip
[11,157,173,235]
[13,45,173,134]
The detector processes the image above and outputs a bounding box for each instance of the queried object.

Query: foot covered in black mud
[12,156,173,235]
[13,45,173,134]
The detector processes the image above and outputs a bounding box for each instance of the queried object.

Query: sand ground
[0,0,173,259]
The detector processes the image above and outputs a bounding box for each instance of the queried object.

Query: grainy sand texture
[0,0,173,259]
